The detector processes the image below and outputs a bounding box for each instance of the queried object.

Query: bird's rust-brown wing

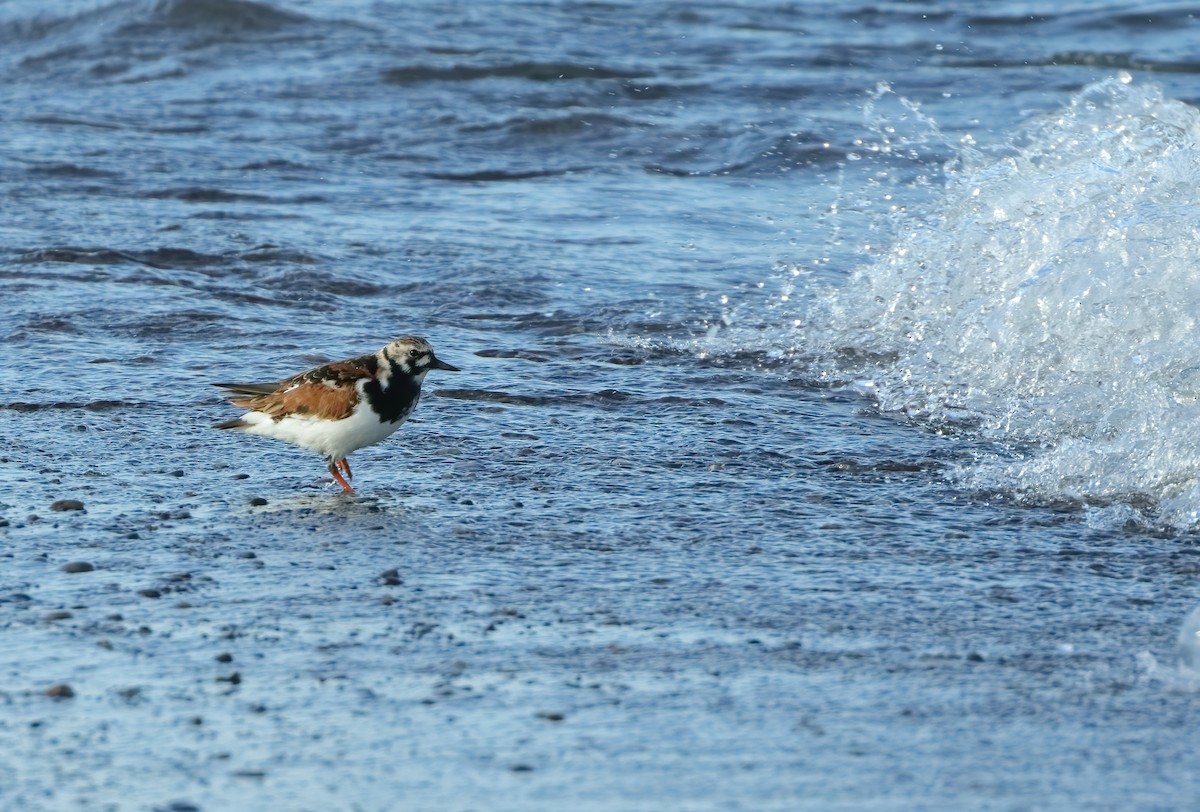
[215,355,378,421]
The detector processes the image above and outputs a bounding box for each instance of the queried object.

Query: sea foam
[800,76,1200,528]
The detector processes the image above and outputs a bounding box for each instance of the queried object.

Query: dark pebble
[238,552,257,559]
[215,653,233,663]
[164,802,201,812]
[170,470,185,477]
[380,568,402,586]
[249,497,268,507]
[50,499,84,512]
[45,683,74,699]
[0,519,9,527]
[966,652,985,663]
[216,672,242,684]
[510,764,534,773]
[139,589,162,599]
[535,711,565,722]
[44,610,72,621]
[62,561,95,573]
[233,473,250,479]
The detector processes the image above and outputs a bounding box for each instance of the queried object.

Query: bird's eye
[408,349,420,359]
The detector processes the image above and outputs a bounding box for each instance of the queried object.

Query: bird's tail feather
[214,418,250,430]
[213,382,278,396]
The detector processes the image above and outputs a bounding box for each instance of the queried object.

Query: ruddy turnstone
[213,336,459,493]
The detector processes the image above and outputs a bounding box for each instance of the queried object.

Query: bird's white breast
[235,381,412,460]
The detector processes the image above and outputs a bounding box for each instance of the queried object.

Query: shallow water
[4,1,1200,810]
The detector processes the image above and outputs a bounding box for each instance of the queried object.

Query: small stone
[139,589,162,599]
[45,683,74,699]
[215,653,233,663]
[169,470,185,477]
[238,551,256,559]
[535,711,565,722]
[510,764,534,773]
[249,497,267,507]
[0,519,9,527]
[379,568,402,586]
[62,561,94,573]
[233,473,250,479]
[165,802,201,812]
[216,672,242,685]
[50,499,85,512]
[44,610,72,621]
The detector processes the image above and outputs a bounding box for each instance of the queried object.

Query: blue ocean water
[3,1,1200,810]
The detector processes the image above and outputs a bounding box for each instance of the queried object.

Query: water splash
[1177,605,1200,673]
[799,76,1200,527]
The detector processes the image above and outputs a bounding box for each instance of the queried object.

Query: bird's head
[380,336,459,380]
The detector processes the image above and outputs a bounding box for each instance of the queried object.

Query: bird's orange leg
[327,461,355,493]
[336,458,353,480]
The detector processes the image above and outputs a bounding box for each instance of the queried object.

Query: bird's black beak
[431,355,460,372]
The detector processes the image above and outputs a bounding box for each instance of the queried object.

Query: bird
[213,336,459,493]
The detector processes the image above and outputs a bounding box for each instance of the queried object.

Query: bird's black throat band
[363,361,421,424]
